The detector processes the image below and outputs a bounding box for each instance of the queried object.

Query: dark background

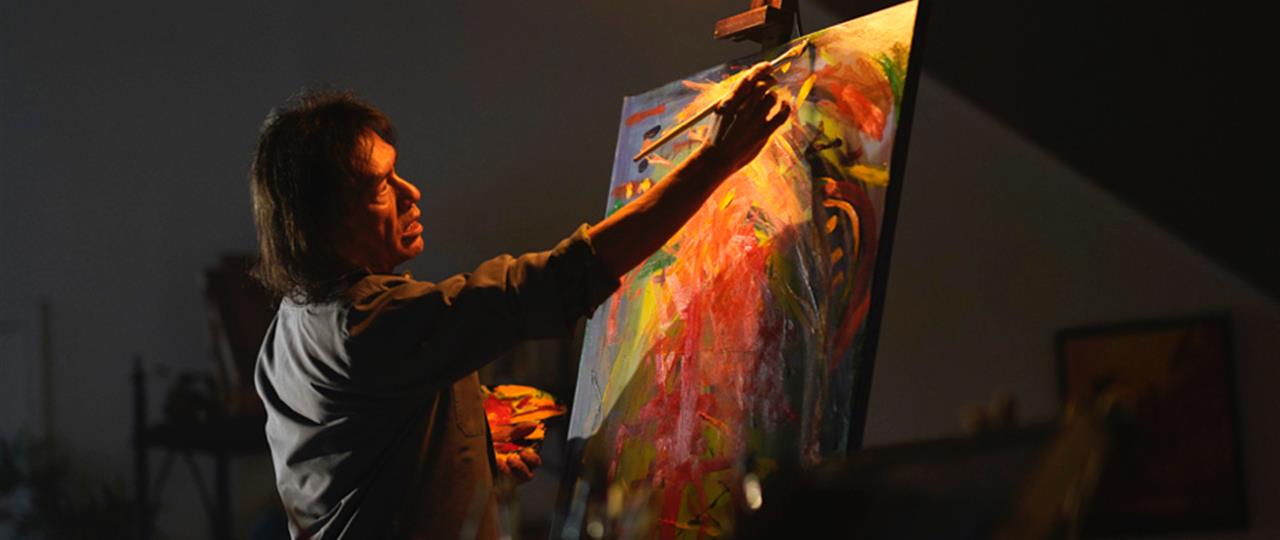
[820,0,1277,300]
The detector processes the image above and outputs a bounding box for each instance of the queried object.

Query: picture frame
[1056,313,1248,536]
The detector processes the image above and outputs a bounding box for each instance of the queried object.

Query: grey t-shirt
[256,225,618,539]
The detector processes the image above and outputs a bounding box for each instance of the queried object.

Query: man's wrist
[683,146,736,189]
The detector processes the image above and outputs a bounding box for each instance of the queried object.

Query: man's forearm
[587,150,732,279]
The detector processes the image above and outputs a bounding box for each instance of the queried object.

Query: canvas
[559,2,922,537]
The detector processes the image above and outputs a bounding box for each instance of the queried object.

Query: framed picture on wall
[1056,314,1248,536]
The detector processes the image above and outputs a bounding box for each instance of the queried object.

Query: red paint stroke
[840,87,887,140]
[604,209,793,538]
[606,292,621,344]
[814,59,895,140]
[625,103,667,126]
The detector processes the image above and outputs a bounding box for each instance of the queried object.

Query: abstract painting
[559,3,923,537]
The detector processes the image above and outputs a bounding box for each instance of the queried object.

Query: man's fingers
[721,63,776,114]
[766,100,792,130]
[519,448,542,469]
[735,74,776,109]
[507,455,534,482]
[719,81,751,113]
[745,61,773,84]
[744,79,775,110]
[734,63,773,103]
[740,90,779,126]
[750,71,777,92]
[705,61,791,167]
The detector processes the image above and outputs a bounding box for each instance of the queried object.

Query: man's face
[336,131,424,273]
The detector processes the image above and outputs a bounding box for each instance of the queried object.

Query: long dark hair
[249,89,397,303]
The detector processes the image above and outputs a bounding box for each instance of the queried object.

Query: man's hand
[700,62,792,175]
[588,61,791,279]
[496,448,542,484]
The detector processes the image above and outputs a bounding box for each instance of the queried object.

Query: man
[251,63,789,539]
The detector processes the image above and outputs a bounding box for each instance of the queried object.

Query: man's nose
[393,175,421,204]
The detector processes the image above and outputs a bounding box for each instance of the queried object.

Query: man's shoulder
[342,273,450,339]
[345,272,438,306]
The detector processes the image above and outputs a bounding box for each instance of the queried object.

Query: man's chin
[401,235,425,258]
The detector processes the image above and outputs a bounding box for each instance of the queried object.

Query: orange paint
[625,103,667,126]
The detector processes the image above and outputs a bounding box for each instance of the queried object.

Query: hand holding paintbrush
[588,44,799,280]
[632,39,808,163]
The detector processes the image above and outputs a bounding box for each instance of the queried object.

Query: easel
[715,0,800,51]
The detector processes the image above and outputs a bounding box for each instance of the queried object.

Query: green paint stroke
[877,43,910,107]
[608,198,627,218]
[765,255,816,330]
[635,248,678,281]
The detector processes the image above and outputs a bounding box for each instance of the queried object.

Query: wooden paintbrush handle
[632,102,720,162]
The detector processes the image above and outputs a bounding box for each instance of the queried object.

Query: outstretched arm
[588,62,791,278]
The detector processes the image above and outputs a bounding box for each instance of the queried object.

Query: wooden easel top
[715,0,798,51]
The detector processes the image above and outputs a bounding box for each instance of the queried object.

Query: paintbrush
[631,39,810,163]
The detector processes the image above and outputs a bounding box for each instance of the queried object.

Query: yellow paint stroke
[719,188,736,209]
[777,61,792,74]
[825,215,838,233]
[625,183,634,199]
[812,119,848,157]
[848,164,890,187]
[795,74,817,106]
[818,47,841,66]
[640,178,652,192]
[754,228,771,246]
[824,198,861,264]
[823,199,857,222]
[601,283,662,417]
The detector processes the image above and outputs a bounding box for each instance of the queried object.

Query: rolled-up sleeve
[342,224,620,391]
